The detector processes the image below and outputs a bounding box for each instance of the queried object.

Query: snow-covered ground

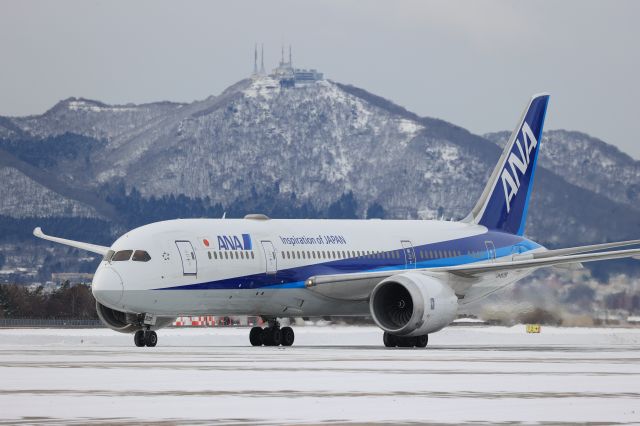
[1,326,640,425]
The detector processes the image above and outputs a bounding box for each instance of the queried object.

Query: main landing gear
[383,332,428,348]
[134,329,158,347]
[250,319,295,347]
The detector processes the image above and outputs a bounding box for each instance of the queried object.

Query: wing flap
[33,227,110,256]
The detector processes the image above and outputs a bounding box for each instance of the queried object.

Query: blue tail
[465,94,549,235]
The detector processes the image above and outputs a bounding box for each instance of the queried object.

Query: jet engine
[369,272,458,336]
[96,302,175,333]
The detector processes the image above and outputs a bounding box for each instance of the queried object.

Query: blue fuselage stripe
[156,231,541,291]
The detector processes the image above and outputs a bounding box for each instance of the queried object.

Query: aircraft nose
[92,267,124,307]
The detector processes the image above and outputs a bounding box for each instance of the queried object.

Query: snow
[242,77,280,100]
[67,100,136,113]
[397,118,422,136]
[1,326,639,424]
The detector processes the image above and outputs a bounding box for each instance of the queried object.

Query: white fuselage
[91,217,543,319]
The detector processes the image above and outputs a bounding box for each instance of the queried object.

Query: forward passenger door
[261,241,277,275]
[175,240,197,275]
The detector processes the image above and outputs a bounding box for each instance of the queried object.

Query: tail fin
[464,94,550,235]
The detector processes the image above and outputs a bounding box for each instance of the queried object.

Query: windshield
[132,250,151,262]
[112,250,133,261]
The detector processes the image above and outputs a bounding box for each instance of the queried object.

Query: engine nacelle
[369,272,458,336]
[96,302,175,333]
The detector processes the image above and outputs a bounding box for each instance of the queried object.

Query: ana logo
[217,234,252,250]
[500,122,538,213]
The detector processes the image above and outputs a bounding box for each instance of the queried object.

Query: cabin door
[261,240,278,275]
[175,240,197,275]
[485,241,496,262]
[401,240,416,269]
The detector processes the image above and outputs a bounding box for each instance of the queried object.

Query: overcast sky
[2,0,639,157]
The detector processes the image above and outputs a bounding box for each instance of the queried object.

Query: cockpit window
[103,250,115,262]
[132,250,151,262]
[112,250,133,261]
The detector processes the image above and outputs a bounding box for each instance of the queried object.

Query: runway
[1,326,640,425]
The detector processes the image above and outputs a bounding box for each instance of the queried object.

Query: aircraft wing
[33,227,110,256]
[519,238,640,260]
[436,246,640,277]
[304,242,640,300]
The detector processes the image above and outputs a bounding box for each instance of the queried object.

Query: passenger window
[214,252,218,259]
[251,251,255,259]
[113,250,133,261]
[207,252,212,260]
[103,250,115,262]
[241,251,245,259]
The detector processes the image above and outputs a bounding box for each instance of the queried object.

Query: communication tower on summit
[253,44,258,75]
[250,44,324,86]
[260,44,265,75]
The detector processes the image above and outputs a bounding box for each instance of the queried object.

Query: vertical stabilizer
[464,94,549,235]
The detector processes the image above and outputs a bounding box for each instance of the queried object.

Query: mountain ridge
[0,77,637,252]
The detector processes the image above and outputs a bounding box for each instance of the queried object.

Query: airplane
[34,93,640,348]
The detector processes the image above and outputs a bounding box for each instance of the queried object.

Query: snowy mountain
[1,77,639,258]
[485,130,640,213]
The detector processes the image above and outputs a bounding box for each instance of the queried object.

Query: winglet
[33,227,110,255]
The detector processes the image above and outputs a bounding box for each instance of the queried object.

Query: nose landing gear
[250,318,295,347]
[134,329,158,347]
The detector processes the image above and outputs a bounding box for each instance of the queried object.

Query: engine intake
[369,272,457,336]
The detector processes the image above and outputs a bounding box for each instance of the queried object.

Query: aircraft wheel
[249,326,264,346]
[262,327,282,346]
[415,334,429,348]
[397,336,417,348]
[144,330,158,347]
[383,332,397,347]
[262,327,273,346]
[281,326,295,346]
[270,327,282,346]
[134,330,145,347]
